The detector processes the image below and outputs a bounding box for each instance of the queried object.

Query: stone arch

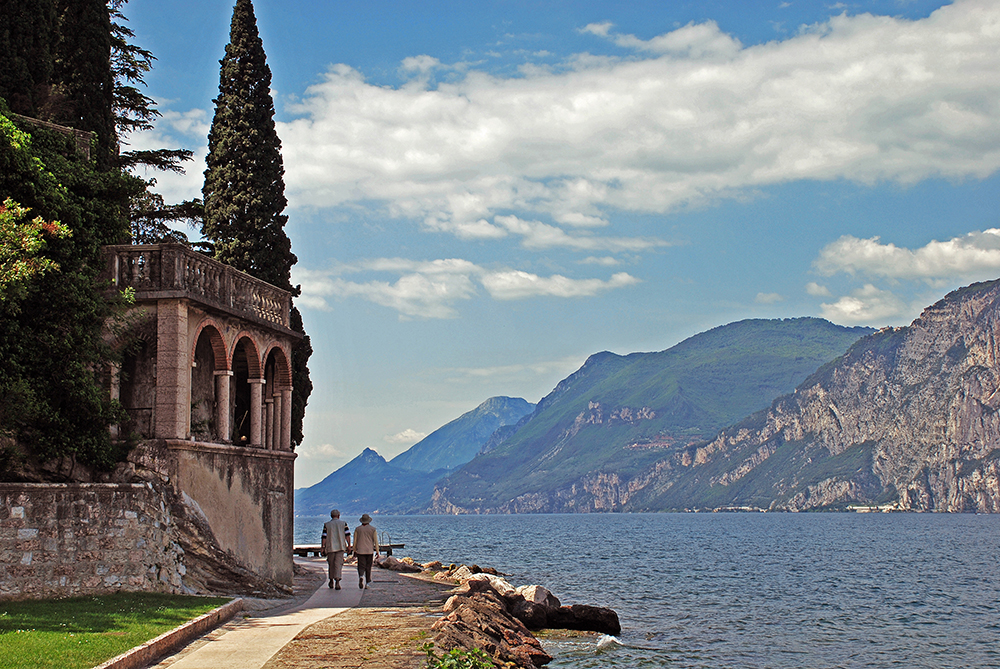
[191,322,226,441]
[262,344,293,450]
[231,332,263,379]
[263,344,292,388]
[191,320,228,371]
[230,335,263,445]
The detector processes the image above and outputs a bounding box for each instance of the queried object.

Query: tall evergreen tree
[51,0,117,170]
[0,0,56,117]
[203,0,311,447]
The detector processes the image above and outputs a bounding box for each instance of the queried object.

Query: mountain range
[296,317,872,514]
[429,317,871,513]
[294,396,533,515]
[648,278,1000,512]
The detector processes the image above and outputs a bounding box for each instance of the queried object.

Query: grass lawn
[0,592,230,669]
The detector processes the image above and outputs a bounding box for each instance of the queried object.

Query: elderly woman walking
[353,513,379,589]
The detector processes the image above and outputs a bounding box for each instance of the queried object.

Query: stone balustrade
[103,244,291,330]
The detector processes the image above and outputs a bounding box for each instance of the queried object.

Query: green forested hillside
[432,318,872,512]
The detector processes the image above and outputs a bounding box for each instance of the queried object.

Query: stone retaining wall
[0,483,184,600]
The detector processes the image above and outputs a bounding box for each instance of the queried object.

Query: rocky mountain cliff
[429,318,872,513]
[637,279,1000,512]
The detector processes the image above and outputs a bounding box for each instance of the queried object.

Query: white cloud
[755,292,785,304]
[481,270,640,300]
[814,229,1000,283]
[293,260,640,318]
[384,428,427,444]
[602,20,743,59]
[805,282,832,297]
[494,215,670,252]
[400,55,441,73]
[580,22,614,37]
[820,284,908,324]
[296,442,348,458]
[262,0,1000,242]
[579,256,621,266]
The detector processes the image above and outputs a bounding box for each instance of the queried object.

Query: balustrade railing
[103,244,291,329]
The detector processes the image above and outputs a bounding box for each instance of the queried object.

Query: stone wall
[0,483,184,600]
[164,440,295,585]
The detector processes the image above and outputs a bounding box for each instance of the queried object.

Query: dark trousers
[357,553,374,583]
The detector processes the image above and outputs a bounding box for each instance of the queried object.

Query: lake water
[295,513,1000,668]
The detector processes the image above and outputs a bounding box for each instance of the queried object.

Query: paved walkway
[154,559,364,669]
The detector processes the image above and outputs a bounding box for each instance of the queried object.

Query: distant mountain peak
[388,396,534,473]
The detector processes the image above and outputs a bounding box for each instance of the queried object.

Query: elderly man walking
[354,513,379,589]
[322,509,351,590]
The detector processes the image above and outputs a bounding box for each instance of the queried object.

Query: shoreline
[151,553,616,669]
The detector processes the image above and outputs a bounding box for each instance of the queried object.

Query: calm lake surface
[294,513,1000,668]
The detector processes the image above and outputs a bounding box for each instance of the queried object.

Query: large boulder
[376,555,422,573]
[467,572,516,596]
[549,604,621,636]
[515,585,561,610]
[433,588,552,668]
[504,585,562,630]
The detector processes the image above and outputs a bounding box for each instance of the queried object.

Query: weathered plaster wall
[166,441,295,585]
[0,483,184,601]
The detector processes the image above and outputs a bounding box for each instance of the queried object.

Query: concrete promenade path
[153,558,362,669]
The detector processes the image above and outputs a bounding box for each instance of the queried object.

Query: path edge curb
[92,597,245,669]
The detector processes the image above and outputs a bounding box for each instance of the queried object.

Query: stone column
[265,398,274,450]
[280,387,293,451]
[214,370,233,443]
[154,299,189,439]
[249,379,265,447]
[271,392,283,451]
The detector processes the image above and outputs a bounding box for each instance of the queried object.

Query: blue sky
[123,0,1000,487]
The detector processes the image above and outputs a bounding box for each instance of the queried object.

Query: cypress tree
[0,0,56,117]
[51,0,117,170]
[203,0,311,447]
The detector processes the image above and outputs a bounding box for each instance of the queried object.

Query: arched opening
[263,345,292,450]
[190,329,219,440]
[231,341,253,444]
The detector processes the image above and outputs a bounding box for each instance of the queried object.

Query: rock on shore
[410,561,621,668]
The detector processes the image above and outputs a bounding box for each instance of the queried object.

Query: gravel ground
[151,557,459,669]
[260,561,458,669]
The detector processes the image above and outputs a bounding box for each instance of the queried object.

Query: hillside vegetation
[431,318,871,513]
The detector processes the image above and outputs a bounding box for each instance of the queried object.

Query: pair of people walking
[322,510,379,590]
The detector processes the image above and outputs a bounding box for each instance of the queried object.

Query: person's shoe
[359,577,365,589]
[365,582,372,589]
[335,580,341,590]
[328,579,333,589]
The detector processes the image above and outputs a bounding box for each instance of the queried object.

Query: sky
[122,0,1000,487]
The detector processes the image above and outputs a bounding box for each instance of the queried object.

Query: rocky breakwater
[377,557,620,667]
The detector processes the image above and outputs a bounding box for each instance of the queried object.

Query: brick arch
[192,320,228,371]
[263,344,293,388]
[231,333,263,378]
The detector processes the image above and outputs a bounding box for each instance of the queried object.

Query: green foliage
[51,0,117,170]
[0,105,137,472]
[0,198,70,303]
[203,0,312,447]
[421,643,496,669]
[0,592,229,669]
[0,0,57,116]
[439,318,873,510]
